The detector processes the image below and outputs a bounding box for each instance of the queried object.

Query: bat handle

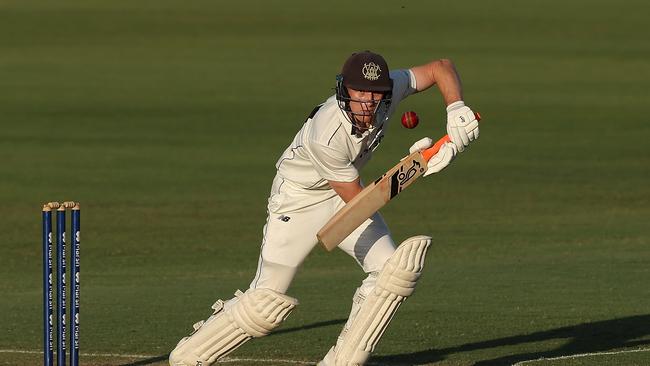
[421,112,481,161]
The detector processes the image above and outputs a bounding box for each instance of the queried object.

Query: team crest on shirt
[362,63,381,81]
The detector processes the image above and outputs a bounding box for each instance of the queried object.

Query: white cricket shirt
[270,69,417,212]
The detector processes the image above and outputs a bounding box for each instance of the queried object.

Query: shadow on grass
[372,314,650,365]
[272,318,347,336]
[118,318,346,365]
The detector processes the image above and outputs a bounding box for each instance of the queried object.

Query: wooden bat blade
[317,151,427,251]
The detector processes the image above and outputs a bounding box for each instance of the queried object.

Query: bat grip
[421,112,481,161]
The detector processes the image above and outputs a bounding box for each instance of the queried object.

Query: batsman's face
[347,88,384,128]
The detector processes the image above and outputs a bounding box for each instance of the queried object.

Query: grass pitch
[1,1,648,365]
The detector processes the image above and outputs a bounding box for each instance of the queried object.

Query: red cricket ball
[401,111,419,129]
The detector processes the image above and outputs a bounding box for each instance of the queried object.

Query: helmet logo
[362,62,381,81]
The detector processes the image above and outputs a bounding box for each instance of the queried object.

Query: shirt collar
[336,104,367,142]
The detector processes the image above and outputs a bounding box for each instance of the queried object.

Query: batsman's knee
[169,288,298,366]
[376,234,431,297]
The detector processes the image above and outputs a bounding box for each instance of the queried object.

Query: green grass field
[1,1,649,365]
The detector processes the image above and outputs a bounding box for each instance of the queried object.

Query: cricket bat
[317,113,481,251]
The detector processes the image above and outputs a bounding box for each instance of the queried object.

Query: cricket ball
[401,111,419,129]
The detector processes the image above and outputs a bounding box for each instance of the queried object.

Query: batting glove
[446,101,479,153]
[409,137,458,177]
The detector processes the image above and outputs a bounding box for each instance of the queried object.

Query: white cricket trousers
[250,176,396,294]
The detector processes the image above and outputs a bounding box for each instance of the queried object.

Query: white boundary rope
[512,347,650,365]
[0,349,313,364]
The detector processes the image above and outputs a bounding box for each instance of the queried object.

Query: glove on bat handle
[421,112,482,161]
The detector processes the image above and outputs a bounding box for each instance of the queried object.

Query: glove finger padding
[449,127,468,153]
[408,137,433,154]
[423,142,457,177]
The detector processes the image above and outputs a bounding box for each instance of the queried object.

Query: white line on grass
[512,347,650,365]
[0,349,313,364]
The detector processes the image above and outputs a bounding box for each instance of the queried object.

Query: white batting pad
[332,235,431,365]
[169,288,298,366]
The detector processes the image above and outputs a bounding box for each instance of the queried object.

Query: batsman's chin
[351,113,373,126]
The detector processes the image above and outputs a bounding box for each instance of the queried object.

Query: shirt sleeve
[389,69,418,103]
[306,141,359,183]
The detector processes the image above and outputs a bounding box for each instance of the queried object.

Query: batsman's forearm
[411,59,463,104]
[432,59,464,106]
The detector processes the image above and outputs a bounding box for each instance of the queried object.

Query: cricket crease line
[512,347,650,365]
[0,349,313,364]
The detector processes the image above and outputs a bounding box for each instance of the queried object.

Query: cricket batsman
[169,51,479,365]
